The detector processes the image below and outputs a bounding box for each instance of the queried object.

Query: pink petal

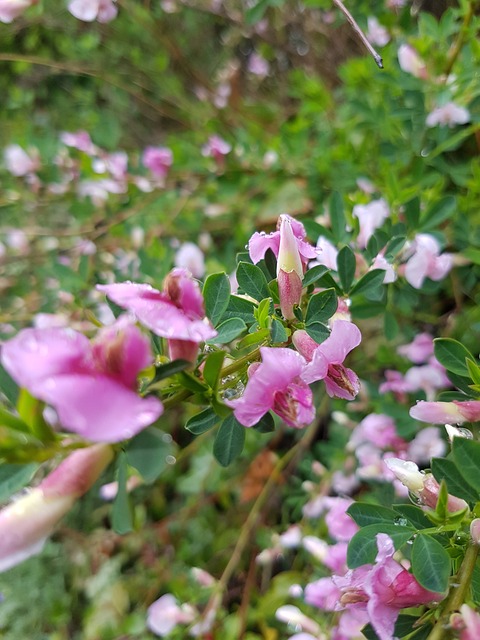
[68,0,99,21]
[248,231,280,264]
[317,320,362,364]
[31,374,163,442]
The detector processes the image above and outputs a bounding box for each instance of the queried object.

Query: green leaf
[207,317,247,344]
[337,245,356,292]
[126,427,174,484]
[220,295,256,324]
[305,288,337,325]
[185,408,221,435]
[303,265,329,288]
[203,272,231,326]
[213,415,245,467]
[431,457,479,503]
[467,359,480,386]
[350,269,385,297]
[0,363,18,405]
[203,351,226,390]
[112,451,133,534]
[330,191,346,243]
[405,197,420,228]
[151,359,190,384]
[271,318,288,344]
[347,524,413,568]
[411,534,450,593]
[17,389,55,443]
[236,262,270,302]
[362,616,431,640]
[384,310,399,340]
[0,407,30,433]
[252,412,275,433]
[178,371,209,393]
[434,338,476,377]
[384,236,406,259]
[0,463,39,503]
[393,504,432,530]
[305,322,330,344]
[347,503,398,528]
[255,298,273,329]
[420,196,456,231]
[452,438,480,495]
[236,327,270,350]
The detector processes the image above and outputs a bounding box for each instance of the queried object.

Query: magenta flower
[293,320,362,400]
[1,317,163,442]
[68,0,117,22]
[0,0,36,23]
[403,234,452,289]
[97,269,216,362]
[142,146,173,180]
[307,534,443,640]
[0,444,113,572]
[352,199,390,248]
[227,347,314,428]
[410,400,480,425]
[248,214,317,267]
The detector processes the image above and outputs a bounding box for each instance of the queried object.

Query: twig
[331,0,383,69]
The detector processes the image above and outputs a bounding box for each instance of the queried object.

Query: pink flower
[426,102,470,128]
[174,242,205,279]
[403,360,450,400]
[348,414,406,451]
[293,321,362,400]
[458,604,480,640]
[249,214,316,267]
[407,426,446,463]
[0,0,36,23]
[397,333,434,364]
[310,236,338,271]
[404,234,452,288]
[227,347,314,428]
[372,253,396,283]
[1,318,163,442]
[276,605,321,636]
[142,146,173,180]
[410,400,480,425]
[68,0,118,22]
[277,215,304,319]
[398,44,428,79]
[247,52,270,77]
[352,199,390,248]
[202,135,231,162]
[97,269,217,362]
[366,17,390,47]
[0,444,113,571]
[60,130,98,154]
[4,144,39,176]
[147,594,195,637]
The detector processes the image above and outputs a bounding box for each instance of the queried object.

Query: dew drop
[162,433,173,443]
[394,516,408,527]
[457,427,473,439]
[408,490,423,506]
[165,455,176,465]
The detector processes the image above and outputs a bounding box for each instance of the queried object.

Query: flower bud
[470,519,480,545]
[277,215,304,319]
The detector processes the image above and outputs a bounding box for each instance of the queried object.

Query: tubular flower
[277,215,304,319]
[227,347,314,429]
[410,400,480,425]
[0,444,113,572]
[248,214,316,267]
[1,317,163,442]
[293,320,362,400]
[97,268,216,362]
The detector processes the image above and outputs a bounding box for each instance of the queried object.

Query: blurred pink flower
[404,234,452,289]
[366,17,390,47]
[248,52,270,77]
[0,0,36,23]
[147,594,195,637]
[397,333,434,363]
[458,604,480,640]
[310,236,338,270]
[276,605,321,636]
[407,426,446,463]
[348,414,406,451]
[372,253,396,283]
[0,444,113,571]
[410,400,480,425]
[249,214,316,267]
[68,0,117,22]
[4,144,39,176]
[174,242,205,279]
[202,135,232,162]
[60,130,98,154]
[352,199,389,248]
[294,321,362,400]
[227,347,314,428]
[142,146,173,180]
[426,102,470,128]
[398,44,428,79]
[1,317,163,442]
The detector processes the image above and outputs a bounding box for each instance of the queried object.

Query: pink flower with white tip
[293,320,362,400]
[97,268,217,362]
[68,0,117,23]
[403,234,452,289]
[410,400,480,425]
[277,215,305,319]
[1,317,163,442]
[248,214,317,267]
[226,347,314,429]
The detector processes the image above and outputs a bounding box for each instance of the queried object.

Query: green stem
[426,543,479,640]
[443,0,478,79]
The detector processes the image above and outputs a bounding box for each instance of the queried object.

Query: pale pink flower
[372,253,396,283]
[97,269,217,362]
[0,0,36,23]
[426,102,470,128]
[93,151,128,181]
[276,605,322,636]
[142,146,173,180]
[60,130,98,154]
[68,0,118,23]
[470,520,480,545]
[249,214,316,267]
[147,594,195,637]
[227,347,314,429]
[248,52,270,77]
[99,475,142,500]
[397,333,434,363]
[366,17,390,47]
[202,135,232,161]
[4,144,39,176]
[398,43,428,79]
[277,214,304,319]
[352,199,390,248]
[310,236,338,270]
[458,604,480,640]
[174,242,205,279]
[5,228,29,252]
[407,426,446,463]
[78,178,126,206]
[293,321,362,400]
[410,400,480,425]
[1,317,163,442]
[348,414,406,451]
[403,360,450,400]
[404,234,453,288]
[0,444,113,571]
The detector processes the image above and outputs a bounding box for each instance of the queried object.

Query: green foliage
[411,534,450,594]
[213,415,246,467]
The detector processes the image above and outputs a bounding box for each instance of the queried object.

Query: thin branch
[332,0,383,69]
